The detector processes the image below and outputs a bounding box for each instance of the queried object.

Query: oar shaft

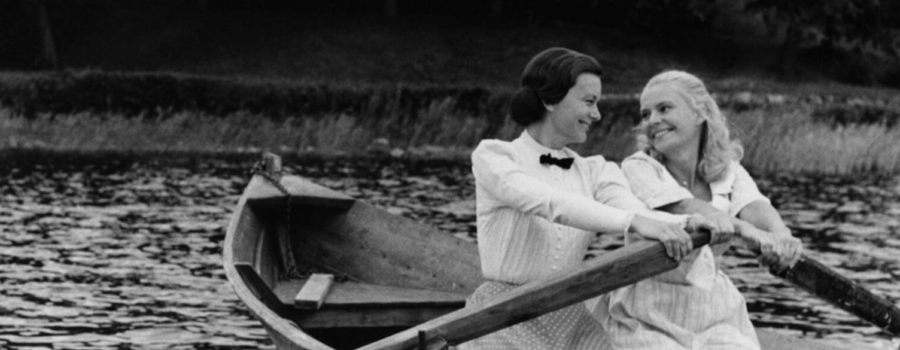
[772,255,900,334]
[358,232,712,350]
[359,228,900,350]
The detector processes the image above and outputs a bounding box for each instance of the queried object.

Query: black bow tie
[540,154,574,169]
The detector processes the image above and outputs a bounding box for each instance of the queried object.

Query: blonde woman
[597,70,802,350]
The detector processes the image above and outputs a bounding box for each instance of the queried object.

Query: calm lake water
[0,152,898,350]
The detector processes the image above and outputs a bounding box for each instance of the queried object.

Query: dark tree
[745,0,894,75]
[591,0,719,33]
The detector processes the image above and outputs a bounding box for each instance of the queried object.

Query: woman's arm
[629,213,716,262]
[473,142,701,261]
[737,200,791,236]
[658,198,801,270]
[619,156,733,244]
[730,164,801,270]
[472,141,634,233]
[738,200,802,270]
[660,198,736,245]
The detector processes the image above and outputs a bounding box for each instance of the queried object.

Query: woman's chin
[651,142,674,155]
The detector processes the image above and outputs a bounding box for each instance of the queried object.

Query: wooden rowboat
[223,156,865,350]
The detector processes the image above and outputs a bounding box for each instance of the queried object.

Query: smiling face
[639,82,704,156]
[539,73,603,148]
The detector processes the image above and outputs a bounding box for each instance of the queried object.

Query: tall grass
[0,101,511,159]
[3,104,900,174]
[734,106,900,174]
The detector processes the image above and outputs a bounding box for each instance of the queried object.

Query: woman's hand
[683,213,732,245]
[630,215,693,262]
[697,211,736,245]
[741,226,802,271]
[766,229,802,272]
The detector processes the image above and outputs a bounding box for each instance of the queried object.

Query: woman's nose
[590,106,602,120]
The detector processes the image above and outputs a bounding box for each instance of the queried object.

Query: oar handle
[771,254,900,335]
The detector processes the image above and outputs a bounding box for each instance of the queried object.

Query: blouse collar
[637,151,736,195]
[517,130,572,158]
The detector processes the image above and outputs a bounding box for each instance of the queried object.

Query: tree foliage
[591,0,719,33]
[745,0,897,57]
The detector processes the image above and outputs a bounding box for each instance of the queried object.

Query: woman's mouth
[651,129,672,139]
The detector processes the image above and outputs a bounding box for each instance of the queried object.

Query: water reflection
[0,153,897,350]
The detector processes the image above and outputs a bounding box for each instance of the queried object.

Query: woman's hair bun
[509,87,544,126]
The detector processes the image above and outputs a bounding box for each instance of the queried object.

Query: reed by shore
[3,71,899,174]
[4,101,900,175]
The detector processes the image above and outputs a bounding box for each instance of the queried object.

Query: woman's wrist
[770,225,792,237]
[732,219,755,238]
[627,214,646,233]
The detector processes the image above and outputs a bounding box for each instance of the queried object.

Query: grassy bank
[5,103,900,175]
[3,71,900,174]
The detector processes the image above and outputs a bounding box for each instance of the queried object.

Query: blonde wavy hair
[635,70,743,183]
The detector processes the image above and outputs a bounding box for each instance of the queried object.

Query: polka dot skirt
[456,281,611,350]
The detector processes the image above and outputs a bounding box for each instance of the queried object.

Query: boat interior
[229,176,481,349]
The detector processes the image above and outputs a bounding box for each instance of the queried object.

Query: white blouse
[472,131,681,284]
[620,151,770,286]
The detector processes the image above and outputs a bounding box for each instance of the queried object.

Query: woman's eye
[659,106,670,113]
[640,111,650,119]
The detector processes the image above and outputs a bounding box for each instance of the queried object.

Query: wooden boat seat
[274,278,469,329]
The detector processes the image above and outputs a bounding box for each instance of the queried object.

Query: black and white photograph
[1,0,900,349]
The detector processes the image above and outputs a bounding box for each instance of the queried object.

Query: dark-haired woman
[457,48,719,350]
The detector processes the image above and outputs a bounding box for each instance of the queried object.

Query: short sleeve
[621,153,693,209]
[730,162,770,216]
[587,156,689,226]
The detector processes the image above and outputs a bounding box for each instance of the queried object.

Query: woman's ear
[693,105,707,125]
[543,101,555,113]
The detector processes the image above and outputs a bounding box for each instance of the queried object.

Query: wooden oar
[771,254,900,334]
[740,227,900,334]
[359,229,900,350]
[357,231,714,350]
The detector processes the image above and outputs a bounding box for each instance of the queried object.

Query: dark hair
[509,47,604,126]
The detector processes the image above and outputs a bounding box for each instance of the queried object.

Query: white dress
[458,132,682,350]
[597,151,770,350]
